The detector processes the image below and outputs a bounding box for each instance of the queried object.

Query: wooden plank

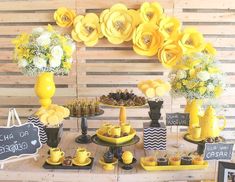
[77,50,235,61]
[76,0,173,9]
[77,87,235,98]
[174,0,235,9]
[2,49,235,61]
[0,75,76,85]
[176,12,235,22]
[0,0,76,11]
[2,37,235,48]
[0,26,68,36]
[77,62,235,73]
[188,25,235,35]
[0,96,75,105]
[0,13,54,23]
[0,88,76,97]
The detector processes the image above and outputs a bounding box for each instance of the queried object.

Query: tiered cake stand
[70,109,104,144]
[91,134,140,159]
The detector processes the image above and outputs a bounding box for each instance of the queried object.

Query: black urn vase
[44,123,63,148]
[148,100,163,127]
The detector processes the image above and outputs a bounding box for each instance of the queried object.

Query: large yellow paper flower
[158,16,181,41]
[140,2,163,24]
[133,23,164,56]
[54,7,76,28]
[100,4,140,44]
[178,27,205,54]
[202,42,217,56]
[71,13,103,46]
[158,40,182,68]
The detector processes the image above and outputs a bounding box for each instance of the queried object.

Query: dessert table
[0,131,231,182]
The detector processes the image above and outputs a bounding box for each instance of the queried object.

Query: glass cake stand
[70,109,104,144]
[91,134,140,159]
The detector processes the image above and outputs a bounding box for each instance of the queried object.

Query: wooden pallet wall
[0,0,234,141]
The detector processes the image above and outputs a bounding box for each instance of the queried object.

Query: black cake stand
[91,134,140,159]
[70,109,104,144]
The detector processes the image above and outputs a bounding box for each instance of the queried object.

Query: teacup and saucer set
[119,151,137,170]
[72,147,92,166]
[46,148,65,165]
[99,151,118,171]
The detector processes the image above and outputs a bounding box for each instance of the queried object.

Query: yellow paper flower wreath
[54,2,216,69]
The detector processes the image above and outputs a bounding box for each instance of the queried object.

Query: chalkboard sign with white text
[204,143,234,160]
[166,113,189,126]
[0,123,42,161]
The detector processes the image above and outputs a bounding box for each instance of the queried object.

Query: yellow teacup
[191,126,201,139]
[100,123,113,135]
[108,126,121,137]
[75,148,91,164]
[122,151,133,164]
[121,123,131,135]
[50,148,64,163]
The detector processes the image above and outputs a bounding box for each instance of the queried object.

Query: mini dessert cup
[157,157,168,166]
[181,156,192,165]
[169,156,181,166]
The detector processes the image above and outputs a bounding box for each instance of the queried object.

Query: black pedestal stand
[91,135,140,159]
[70,109,104,144]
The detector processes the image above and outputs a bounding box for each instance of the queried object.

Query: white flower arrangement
[12,25,75,76]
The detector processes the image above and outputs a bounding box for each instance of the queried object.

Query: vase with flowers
[12,25,75,108]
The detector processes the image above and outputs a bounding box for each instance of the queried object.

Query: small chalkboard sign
[0,123,42,161]
[204,143,234,160]
[166,113,189,126]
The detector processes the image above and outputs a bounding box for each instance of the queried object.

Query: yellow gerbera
[158,40,182,68]
[158,16,181,41]
[140,2,163,24]
[133,23,164,56]
[100,3,140,44]
[54,7,76,27]
[178,27,205,54]
[72,13,103,46]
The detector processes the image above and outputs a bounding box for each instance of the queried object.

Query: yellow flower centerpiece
[54,7,76,27]
[178,27,205,54]
[133,23,164,56]
[158,40,182,68]
[100,3,140,44]
[12,25,75,107]
[72,13,103,46]
[139,2,163,24]
[169,53,225,100]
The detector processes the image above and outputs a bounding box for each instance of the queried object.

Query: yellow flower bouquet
[169,53,226,99]
[12,25,75,76]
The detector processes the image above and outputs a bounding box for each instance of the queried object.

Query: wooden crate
[0,0,234,141]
